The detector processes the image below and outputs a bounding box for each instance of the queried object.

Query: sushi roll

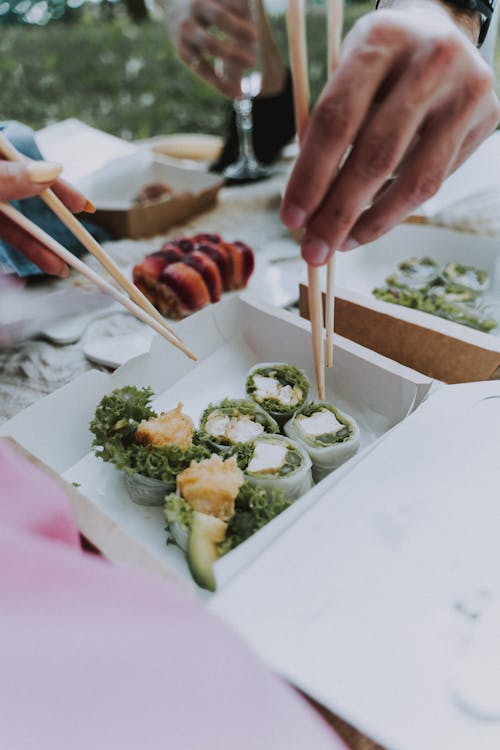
[165,454,292,591]
[90,387,211,507]
[126,403,198,505]
[427,282,479,305]
[285,402,360,483]
[199,398,279,450]
[243,434,312,500]
[246,363,310,425]
[387,256,440,291]
[442,262,490,292]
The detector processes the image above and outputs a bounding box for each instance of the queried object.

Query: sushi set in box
[2,294,500,750]
[300,223,500,383]
[0,294,431,591]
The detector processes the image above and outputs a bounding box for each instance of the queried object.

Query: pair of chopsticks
[286,0,343,400]
[0,133,197,362]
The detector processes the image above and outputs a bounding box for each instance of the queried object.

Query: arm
[282,0,500,265]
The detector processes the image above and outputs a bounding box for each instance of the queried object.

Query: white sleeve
[481,4,499,65]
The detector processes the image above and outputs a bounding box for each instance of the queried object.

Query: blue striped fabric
[0,121,110,277]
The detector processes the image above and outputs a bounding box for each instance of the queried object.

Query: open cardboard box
[299,224,500,383]
[0,294,431,594]
[211,378,500,750]
[2,293,499,749]
[79,151,223,240]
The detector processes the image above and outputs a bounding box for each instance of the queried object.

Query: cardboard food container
[79,151,223,240]
[212,379,500,750]
[299,224,500,383]
[0,293,432,594]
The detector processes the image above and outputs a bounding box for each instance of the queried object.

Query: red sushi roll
[221,242,244,289]
[157,262,211,319]
[233,241,255,287]
[172,237,196,254]
[183,249,222,303]
[194,241,232,291]
[192,233,222,245]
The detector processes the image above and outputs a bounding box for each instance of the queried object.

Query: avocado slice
[187,511,228,592]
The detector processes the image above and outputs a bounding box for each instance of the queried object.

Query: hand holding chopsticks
[0,133,197,362]
[286,0,343,400]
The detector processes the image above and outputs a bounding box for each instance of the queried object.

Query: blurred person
[0,437,346,750]
[162,0,296,170]
[168,0,500,262]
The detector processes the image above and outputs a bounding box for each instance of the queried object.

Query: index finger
[192,0,257,43]
[281,41,400,230]
[51,178,93,214]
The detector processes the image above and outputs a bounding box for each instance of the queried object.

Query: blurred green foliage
[0,6,372,139]
[0,4,498,141]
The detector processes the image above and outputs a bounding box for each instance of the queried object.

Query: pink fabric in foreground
[0,441,345,750]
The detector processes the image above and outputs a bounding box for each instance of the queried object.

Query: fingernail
[84,199,96,214]
[302,235,330,266]
[340,237,360,251]
[27,161,62,183]
[282,202,307,230]
[58,265,70,279]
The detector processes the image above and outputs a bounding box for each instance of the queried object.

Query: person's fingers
[0,214,69,277]
[179,17,256,70]
[281,25,407,233]
[447,92,500,175]
[51,178,93,214]
[191,0,256,43]
[299,40,459,264]
[0,161,61,202]
[343,77,496,248]
[302,37,487,263]
[177,41,240,97]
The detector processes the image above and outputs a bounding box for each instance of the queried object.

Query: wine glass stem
[234,96,255,165]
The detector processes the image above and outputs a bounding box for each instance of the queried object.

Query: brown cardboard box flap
[300,284,500,384]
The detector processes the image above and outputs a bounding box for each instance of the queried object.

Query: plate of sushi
[373,256,498,334]
[87,363,361,591]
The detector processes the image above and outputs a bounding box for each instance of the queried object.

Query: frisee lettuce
[90,386,211,484]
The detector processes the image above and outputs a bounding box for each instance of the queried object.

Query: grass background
[1,5,498,141]
[0,4,368,139]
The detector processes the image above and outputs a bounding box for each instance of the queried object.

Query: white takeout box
[0,294,432,593]
[211,379,500,750]
[300,224,500,383]
[78,151,223,240]
[2,294,499,750]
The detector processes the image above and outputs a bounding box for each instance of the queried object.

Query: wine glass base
[223,158,273,185]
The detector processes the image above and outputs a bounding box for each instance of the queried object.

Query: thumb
[0,160,62,202]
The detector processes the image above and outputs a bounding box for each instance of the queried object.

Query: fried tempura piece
[177,455,244,521]
[136,403,194,451]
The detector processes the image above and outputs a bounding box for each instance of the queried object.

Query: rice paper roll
[244,435,312,500]
[245,363,310,425]
[199,398,279,451]
[125,473,175,507]
[442,262,490,292]
[285,402,360,483]
[392,256,440,289]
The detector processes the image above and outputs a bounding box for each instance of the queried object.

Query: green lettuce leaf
[218,482,292,555]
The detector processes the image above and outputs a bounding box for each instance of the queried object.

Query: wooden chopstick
[0,201,197,361]
[286,0,325,402]
[325,0,343,369]
[0,132,182,344]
